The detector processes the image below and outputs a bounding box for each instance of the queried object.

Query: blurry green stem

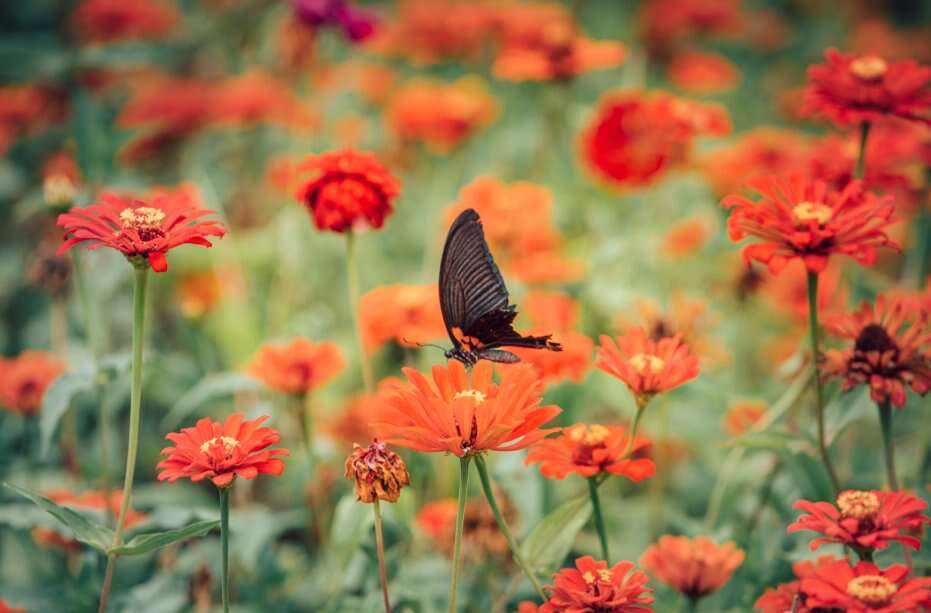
[99,265,149,613]
[856,121,871,180]
[805,271,840,494]
[449,456,472,613]
[51,297,79,475]
[220,487,231,613]
[346,232,373,393]
[683,596,698,613]
[878,402,899,490]
[474,455,546,600]
[622,401,648,458]
[587,477,610,561]
[373,499,391,613]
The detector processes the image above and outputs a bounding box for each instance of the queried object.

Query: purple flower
[292,0,377,42]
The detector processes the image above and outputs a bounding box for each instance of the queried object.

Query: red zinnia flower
[157,413,289,488]
[540,556,653,613]
[596,328,700,406]
[788,489,930,554]
[248,337,345,396]
[71,0,179,44]
[294,149,400,233]
[822,295,931,408]
[802,49,931,127]
[0,351,65,416]
[640,535,745,601]
[722,175,898,274]
[800,560,931,613]
[374,360,561,457]
[56,191,226,272]
[754,555,844,613]
[525,423,655,481]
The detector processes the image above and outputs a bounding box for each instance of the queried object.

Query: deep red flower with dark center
[540,556,654,613]
[56,192,226,272]
[802,49,931,127]
[800,560,931,613]
[525,423,655,480]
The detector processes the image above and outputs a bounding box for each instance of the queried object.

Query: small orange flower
[248,338,344,396]
[668,51,740,95]
[800,560,931,613]
[662,215,715,258]
[212,71,319,132]
[702,127,808,198]
[640,535,745,601]
[157,413,289,488]
[508,250,586,286]
[722,400,767,436]
[541,556,654,613]
[34,488,146,549]
[526,423,654,481]
[344,440,410,503]
[71,0,179,44]
[326,378,403,445]
[359,284,446,352]
[175,268,244,319]
[0,84,61,155]
[722,175,899,274]
[0,351,65,416]
[295,149,401,233]
[375,360,561,457]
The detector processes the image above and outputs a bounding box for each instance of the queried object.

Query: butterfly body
[439,208,562,365]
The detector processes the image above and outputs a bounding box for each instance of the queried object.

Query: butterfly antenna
[402,339,446,353]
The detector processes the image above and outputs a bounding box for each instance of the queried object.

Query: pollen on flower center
[850,55,888,81]
[837,490,880,520]
[597,569,613,582]
[120,206,166,229]
[846,575,896,606]
[792,201,833,225]
[454,389,487,403]
[200,436,240,456]
[583,571,596,585]
[569,424,610,446]
[629,353,665,375]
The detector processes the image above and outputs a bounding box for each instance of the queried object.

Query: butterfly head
[445,347,478,366]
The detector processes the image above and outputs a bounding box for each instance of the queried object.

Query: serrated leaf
[520,494,591,573]
[110,519,219,557]
[39,371,93,457]
[162,372,261,427]
[4,483,113,551]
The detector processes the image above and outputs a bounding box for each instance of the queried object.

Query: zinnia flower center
[854,324,898,355]
[846,575,896,606]
[200,436,240,457]
[120,206,167,242]
[629,353,665,375]
[850,55,888,81]
[454,389,487,403]
[569,424,610,447]
[792,201,833,225]
[837,490,880,520]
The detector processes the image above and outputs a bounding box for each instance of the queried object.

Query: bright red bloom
[640,535,745,600]
[754,555,844,613]
[0,351,65,416]
[248,337,345,396]
[668,51,740,95]
[722,175,898,274]
[822,295,931,407]
[540,556,653,613]
[56,191,226,272]
[582,91,730,189]
[800,560,931,613]
[802,49,931,127]
[294,149,400,233]
[157,413,289,488]
[375,360,561,457]
[71,0,179,44]
[596,328,700,405]
[789,490,930,553]
[525,423,655,481]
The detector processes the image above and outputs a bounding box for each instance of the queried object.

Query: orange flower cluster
[359,284,445,352]
[525,423,654,481]
[385,77,498,153]
[640,535,744,601]
[0,351,65,416]
[344,440,410,503]
[248,337,345,397]
[667,51,740,95]
[71,0,179,44]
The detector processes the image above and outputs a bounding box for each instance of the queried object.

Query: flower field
[0,1,930,611]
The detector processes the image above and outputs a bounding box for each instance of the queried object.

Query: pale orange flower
[212,71,319,132]
[359,284,446,352]
[248,338,345,396]
[640,535,745,601]
[0,351,66,416]
[722,400,767,436]
[326,378,404,445]
[175,268,244,318]
[668,51,740,95]
[662,215,715,258]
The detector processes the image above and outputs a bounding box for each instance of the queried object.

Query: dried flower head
[344,440,410,503]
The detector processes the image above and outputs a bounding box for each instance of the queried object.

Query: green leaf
[162,372,261,427]
[39,371,93,457]
[4,483,113,551]
[110,520,219,557]
[520,494,591,573]
[779,451,834,502]
[723,430,811,451]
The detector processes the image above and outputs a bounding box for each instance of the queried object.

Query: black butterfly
[439,208,562,366]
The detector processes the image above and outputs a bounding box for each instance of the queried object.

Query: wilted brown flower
[344,440,410,503]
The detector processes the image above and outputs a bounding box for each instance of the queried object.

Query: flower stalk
[220,487,231,613]
[345,231,373,393]
[372,499,391,613]
[856,121,871,180]
[877,401,899,490]
[449,456,471,613]
[587,477,610,561]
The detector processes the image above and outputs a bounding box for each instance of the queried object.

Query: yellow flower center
[569,424,610,446]
[837,490,880,520]
[850,55,888,81]
[200,436,240,456]
[597,569,613,582]
[792,201,833,225]
[454,389,487,403]
[629,353,665,375]
[583,571,596,585]
[43,175,76,206]
[846,575,896,606]
[120,206,166,230]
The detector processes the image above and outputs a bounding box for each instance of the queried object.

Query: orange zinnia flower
[326,378,403,444]
[0,351,65,416]
[175,268,244,319]
[722,175,899,274]
[212,71,319,132]
[71,0,179,44]
[525,423,654,481]
[248,338,345,396]
[800,560,931,613]
[510,331,592,384]
[359,284,446,352]
[540,556,654,613]
[662,215,715,259]
[375,360,560,457]
[640,535,745,601]
[523,291,579,332]
[667,51,740,95]
[702,127,809,198]
[294,149,400,233]
[722,400,767,436]
[597,328,700,406]
[157,413,289,488]
[822,295,930,408]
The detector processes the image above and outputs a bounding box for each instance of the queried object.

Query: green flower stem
[473,455,546,601]
[219,487,231,613]
[449,456,472,613]
[806,271,841,494]
[98,265,149,613]
[346,232,373,393]
[587,477,610,561]
[622,401,648,458]
[856,121,871,180]
[373,499,392,613]
[683,595,698,613]
[878,402,899,490]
